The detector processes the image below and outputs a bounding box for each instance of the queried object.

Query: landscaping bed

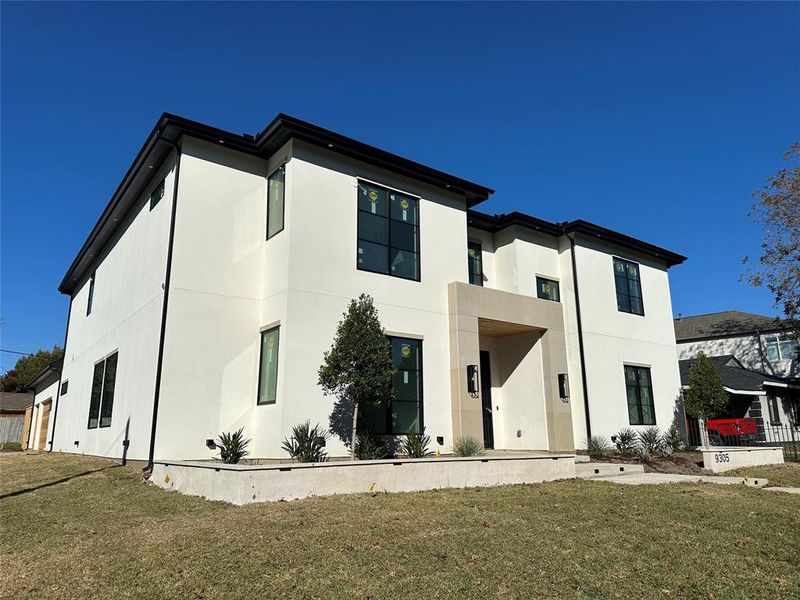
[591,450,711,476]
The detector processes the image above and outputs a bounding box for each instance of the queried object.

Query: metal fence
[683,417,800,461]
[0,416,23,444]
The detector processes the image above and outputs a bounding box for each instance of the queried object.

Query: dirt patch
[591,451,712,475]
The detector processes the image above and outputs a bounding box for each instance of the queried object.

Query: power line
[0,349,34,356]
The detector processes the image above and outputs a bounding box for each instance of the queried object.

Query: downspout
[48,297,73,452]
[146,136,182,473]
[567,234,592,440]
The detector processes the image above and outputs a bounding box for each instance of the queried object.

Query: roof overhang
[59,113,494,295]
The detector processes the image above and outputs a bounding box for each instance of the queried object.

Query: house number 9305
[714,453,730,463]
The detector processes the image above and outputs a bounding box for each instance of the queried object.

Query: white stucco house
[45,113,687,463]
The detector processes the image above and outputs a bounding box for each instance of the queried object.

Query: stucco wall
[677,335,797,378]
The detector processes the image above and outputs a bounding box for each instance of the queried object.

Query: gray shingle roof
[678,355,785,392]
[0,392,34,413]
[674,311,786,342]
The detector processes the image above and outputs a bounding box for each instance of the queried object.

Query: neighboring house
[0,392,33,446]
[675,311,799,379]
[678,355,800,439]
[24,360,63,452]
[48,113,686,462]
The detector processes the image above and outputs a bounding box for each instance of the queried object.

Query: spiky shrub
[281,420,330,463]
[453,435,484,457]
[587,435,612,458]
[400,430,432,458]
[355,431,390,460]
[634,446,651,462]
[614,428,638,456]
[662,424,684,452]
[217,427,250,464]
[637,426,663,454]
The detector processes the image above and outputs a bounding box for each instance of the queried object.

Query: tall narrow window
[86,273,95,316]
[257,327,280,405]
[87,352,118,429]
[614,258,644,315]
[267,165,285,240]
[356,181,420,281]
[536,276,560,302]
[468,242,483,286]
[767,393,781,425]
[625,365,655,426]
[149,179,165,210]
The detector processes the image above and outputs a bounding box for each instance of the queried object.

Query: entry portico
[448,282,575,452]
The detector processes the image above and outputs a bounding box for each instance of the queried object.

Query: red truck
[705,418,758,445]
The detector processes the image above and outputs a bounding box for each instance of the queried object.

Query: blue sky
[1,2,798,370]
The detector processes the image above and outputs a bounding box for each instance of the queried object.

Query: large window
[86,272,95,316]
[624,365,655,426]
[614,258,644,315]
[356,181,419,281]
[267,165,285,240]
[87,352,118,429]
[536,276,560,302]
[468,241,483,286]
[361,337,423,435]
[257,327,280,405]
[763,333,798,363]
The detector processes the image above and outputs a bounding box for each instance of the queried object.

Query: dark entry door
[479,350,494,449]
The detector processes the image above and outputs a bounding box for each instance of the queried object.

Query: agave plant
[281,420,330,463]
[400,429,432,458]
[637,426,663,454]
[662,424,684,452]
[614,428,638,456]
[453,435,484,457]
[217,427,250,464]
[355,431,390,460]
[587,435,612,458]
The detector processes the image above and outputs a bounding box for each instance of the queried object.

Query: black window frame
[257,326,280,405]
[149,179,165,210]
[87,352,118,430]
[266,165,286,240]
[624,365,655,426]
[356,181,420,282]
[468,241,483,286]
[766,392,781,425]
[60,380,68,396]
[613,257,644,316]
[86,272,95,316]
[361,336,424,435]
[536,276,560,302]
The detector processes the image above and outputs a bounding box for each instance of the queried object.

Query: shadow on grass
[0,465,121,500]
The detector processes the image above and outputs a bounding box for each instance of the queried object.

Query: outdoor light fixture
[205,438,217,450]
[436,436,444,445]
[467,365,479,396]
[558,373,570,402]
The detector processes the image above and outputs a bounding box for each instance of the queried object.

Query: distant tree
[0,346,64,392]
[684,353,729,422]
[744,142,800,334]
[318,294,394,460]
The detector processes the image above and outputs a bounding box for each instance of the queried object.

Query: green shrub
[355,431,390,460]
[217,428,250,464]
[587,435,612,457]
[614,428,638,456]
[400,430,432,458]
[637,426,663,454]
[634,446,651,462]
[281,420,330,463]
[662,424,684,452]
[453,436,484,457]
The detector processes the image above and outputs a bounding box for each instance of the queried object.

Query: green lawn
[727,462,800,488]
[1,454,799,600]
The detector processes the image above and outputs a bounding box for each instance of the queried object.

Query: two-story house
[46,113,686,462]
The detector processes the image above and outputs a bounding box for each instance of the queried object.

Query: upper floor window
[60,380,69,396]
[536,276,560,302]
[86,273,95,316]
[614,258,644,316]
[356,181,419,281]
[257,327,280,405]
[468,242,483,286]
[267,165,285,240]
[149,179,165,210]
[624,365,655,426]
[87,352,118,429]
[763,333,798,363]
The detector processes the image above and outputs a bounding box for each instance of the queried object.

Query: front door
[480,350,494,449]
[37,400,51,452]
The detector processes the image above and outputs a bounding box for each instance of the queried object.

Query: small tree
[0,346,63,392]
[318,294,394,460]
[684,353,729,422]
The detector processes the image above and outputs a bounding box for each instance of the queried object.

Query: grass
[727,462,800,488]
[1,454,799,599]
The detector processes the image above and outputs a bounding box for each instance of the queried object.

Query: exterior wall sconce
[558,373,570,402]
[467,365,479,396]
[205,438,217,450]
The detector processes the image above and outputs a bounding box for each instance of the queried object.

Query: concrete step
[576,462,645,479]
[575,455,590,463]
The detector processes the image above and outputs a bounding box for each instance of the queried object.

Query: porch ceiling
[478,318,543,338]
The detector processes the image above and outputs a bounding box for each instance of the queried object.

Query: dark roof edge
[25,359,63,391]
[59,113,494,294]
[468,210,687,267]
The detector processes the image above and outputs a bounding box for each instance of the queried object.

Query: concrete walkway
[763,486,800,495]
[588,472,768,488]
